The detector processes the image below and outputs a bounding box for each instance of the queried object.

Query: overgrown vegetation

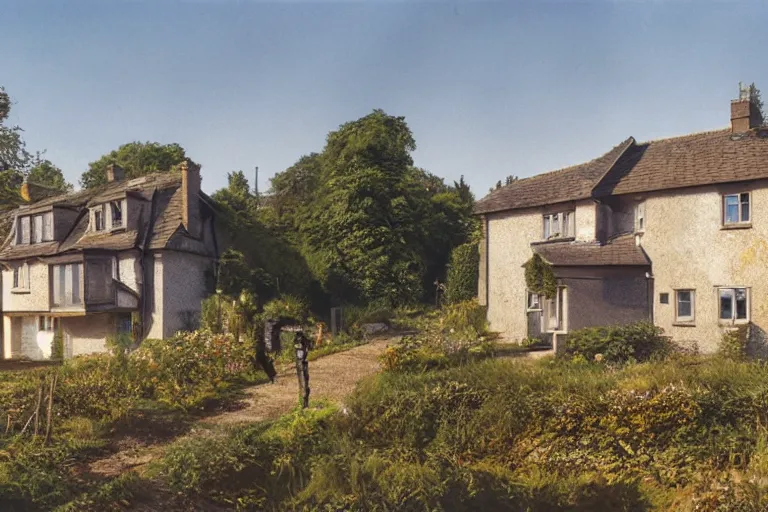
[524,253,557,299]
[444,242,479,304]
[84,313,768,511]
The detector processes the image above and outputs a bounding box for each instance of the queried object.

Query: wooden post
[5,414,10,435]
[44,374,57,445]
[33,376,44,437]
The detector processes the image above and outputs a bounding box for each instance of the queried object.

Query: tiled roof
[593,128,768,197]
[474,138,635,215]
[532,234,650,267]
[0,172,210,261]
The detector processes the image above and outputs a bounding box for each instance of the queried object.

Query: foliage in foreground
[139,352,768,511]
[565,321,674,364]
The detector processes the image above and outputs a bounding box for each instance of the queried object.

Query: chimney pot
[106,164,125,182]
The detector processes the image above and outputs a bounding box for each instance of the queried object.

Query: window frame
[718,287,750,324]
[38,316,56,332]
[674,289,695,324]
[93,205,106,232]
[723,192,751,226]
[542,211,575,240]
[110,200,124,229]
[12,262,30,292]
[635,201,646,233]
[545,286,566,333]
[527,291,541,311]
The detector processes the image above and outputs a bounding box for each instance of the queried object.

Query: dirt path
[88,335,396,477]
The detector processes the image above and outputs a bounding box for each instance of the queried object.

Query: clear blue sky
[3,1,768,196]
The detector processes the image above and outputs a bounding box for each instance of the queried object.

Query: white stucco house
[475,85,768,354]
[0,161,220,359]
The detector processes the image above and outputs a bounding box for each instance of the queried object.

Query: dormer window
[16,212,53,245]
[110,201,123,229]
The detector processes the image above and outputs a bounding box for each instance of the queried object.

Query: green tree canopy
[0,86,30,173]
[80,141,187,189]
[27,156,72,193]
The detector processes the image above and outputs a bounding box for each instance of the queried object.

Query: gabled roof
[532,234,650,267]
[0,172,213,261]
[474,138,635,215]
[593,128,768,197]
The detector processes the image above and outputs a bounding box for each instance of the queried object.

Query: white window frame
[718,287,750,324]
[635,201,646,233]
[42,212,53,242]
[38,316,55,332]
[18,215,31,244]
[545,286,567,333]
[527,291,541,311]
[543,211,575,240]
[723,193,751,226]
[674,289,695,324]
[12,262,30,291]
[93,205,106,232]
[110,200,124,229]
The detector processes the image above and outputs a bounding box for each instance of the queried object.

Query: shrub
[263,295,308,323]
[445,243,479,304]
[719,325,750,360]
[50,329,64,360]
[565,321,672,364]
[524,253,557,299]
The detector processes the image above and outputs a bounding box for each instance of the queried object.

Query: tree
[268,153,322,219]
[0,86,30,173]
[80,141,186,189]
[27,156,72,193]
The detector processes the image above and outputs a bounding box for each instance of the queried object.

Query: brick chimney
[731,82,764,132]
[106,164,125,182]
[180,159,201,238]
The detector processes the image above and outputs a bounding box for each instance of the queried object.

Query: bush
[50,329,64,360]
[263,295,308,323]
[719,325,750,360]
[444,243,479,304]
[565,321,672,364]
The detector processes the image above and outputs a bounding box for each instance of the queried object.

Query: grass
[93,352,768,511]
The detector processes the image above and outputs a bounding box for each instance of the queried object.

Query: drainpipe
[484,215,490,307]
[646,271,654,323]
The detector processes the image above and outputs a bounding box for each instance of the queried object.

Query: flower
[594,353,604,362]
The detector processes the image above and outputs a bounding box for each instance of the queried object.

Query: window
[86,258,114,304]
[32,215,43,244]
[723,193,750,225]
[635,202,646,232]
[38,316,55,332]
[110,201,123,229]
[116,313,132,334]
[42,212,53,241]
[18,216,30,244]
[51,263,83,307]
[675,290,695,323]
[545,287,566,332]
[12,262,29,290]
[93,205,105,231]
[527,292,541,311]
[660,293,669,304]
[719,287,749,322]
[543,211,574,240]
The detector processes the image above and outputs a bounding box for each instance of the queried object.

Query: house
[0,161,220,360]
[475,85,768,353]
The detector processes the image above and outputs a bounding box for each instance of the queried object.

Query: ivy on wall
[445,242,479,304]
[524,254,557,299]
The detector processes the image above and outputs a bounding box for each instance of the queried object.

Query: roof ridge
[635,127,730,145]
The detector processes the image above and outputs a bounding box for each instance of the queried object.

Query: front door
[526,292,550,346]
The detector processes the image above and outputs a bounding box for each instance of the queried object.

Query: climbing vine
[524,254,558,299]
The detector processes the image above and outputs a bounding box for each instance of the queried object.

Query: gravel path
[88,335,396,477]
